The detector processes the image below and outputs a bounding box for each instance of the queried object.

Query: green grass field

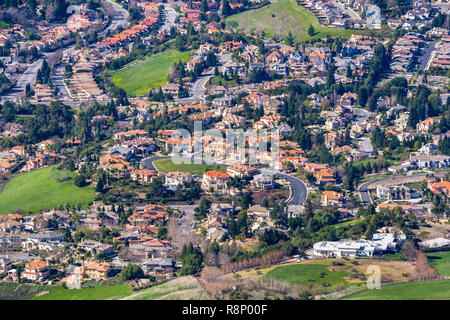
[343,280,450,300]
[153,158,225,175]
[33,284,133,300]
[426,251,450,277]
[225,0,364,42]
[262,263,352,293]
[110,49,192,96]
[0,166,95,215]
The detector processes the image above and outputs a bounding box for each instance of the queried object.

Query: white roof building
[313,233,400,258]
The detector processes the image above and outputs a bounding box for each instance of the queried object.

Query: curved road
[141,156,308,206]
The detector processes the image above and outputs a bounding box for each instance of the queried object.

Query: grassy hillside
[262,262,353,293]
[110,49,192,96]
[0,282,43,300]
[33,284,133,300]
[426,251,450,277]
[0,165,94,215]
[123,276,208,300]
[33,276,207,300]
[343,280,450,300]
[153,158,225,175]
[226,0,364,42]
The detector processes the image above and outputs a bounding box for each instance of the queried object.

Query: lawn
[152,158,225,175]
[262,262,353,293]
[0,165,95,215]
[110,49,192,96]
[225,0,365,42]
[332,219,363,228]
[33,284,133,300]
[426,251,450,277]
[343,280,450,300]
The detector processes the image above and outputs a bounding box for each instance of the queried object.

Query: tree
[121,264,144,281]
[96,176,105,193]
[286,31,294,46]
[308,25,315,36]
[240,192,253,210]
[74,174,87,187]
[222,0,232,17]
[180,243,203,275]
[357,86,369,108]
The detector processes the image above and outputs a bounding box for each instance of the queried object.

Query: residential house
[22,260,50,281]
[201,170,230,193]
[165,171,192,190]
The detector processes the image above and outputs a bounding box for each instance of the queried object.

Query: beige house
[201,170,230,193]
[165,171,192,189]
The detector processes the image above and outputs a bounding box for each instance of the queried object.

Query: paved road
[175,54,232,105]
[358,174,429,206]
[332,0,361,20]
[358,137,373,154]
[100,0,129,36]
[418,41,436,71]
[352,107,373,125]
[0,58,43,102]
[352,107,374,154]
[160,3,178,34]
[142,156,308,206]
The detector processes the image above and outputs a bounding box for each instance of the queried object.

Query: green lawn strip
[262,263,354,293]
[332,219,363,228]
[33,284,133,300]
[110,49,192,96]
[0,165,94,215]
[342,280,450,300]
[426,251,450,277]
[226,0,366,42]
[152,158,225,175]
[0,21,11,29]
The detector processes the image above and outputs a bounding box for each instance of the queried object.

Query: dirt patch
[412,222,450,241]
[252,189,289,206]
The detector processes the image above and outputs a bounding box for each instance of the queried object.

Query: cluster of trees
[36,60,51,85]
[408,85,442,128]
[180,243,203,275]
[371,126,400,151]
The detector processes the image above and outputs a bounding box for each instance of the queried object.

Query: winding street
[141,156,308,206]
